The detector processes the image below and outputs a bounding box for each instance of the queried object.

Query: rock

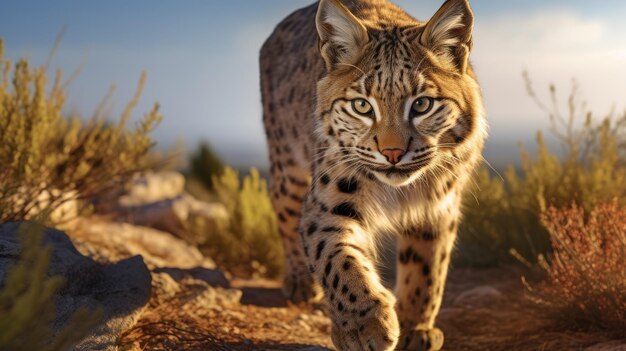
[119,171,185,207]
[118,195,189,234]
[182,285,242,309]
[0,222,151,351]
[68,218,215,269]
[151,272,182,301]
[122,193,228,236]
[453,286,504,307]
[218,288,243,305]
[96,171,228,236]
[182,285,216,308]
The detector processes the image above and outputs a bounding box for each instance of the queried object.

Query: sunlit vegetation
[0,222,102,351]
[188,164,283,278]
[458,74,626,266]
[456,74,626,337]
[530,202,626,337]
[189,141,224,190]
[0,39,161,226]
[0,38,160,348]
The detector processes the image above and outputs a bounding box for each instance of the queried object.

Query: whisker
[481,156,505,182]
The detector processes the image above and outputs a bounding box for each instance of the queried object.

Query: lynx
[260,0,486,349]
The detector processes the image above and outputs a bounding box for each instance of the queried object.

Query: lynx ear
[316,0,368,70]
[420,0,474,73]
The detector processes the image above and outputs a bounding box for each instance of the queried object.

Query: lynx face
[315,2,483,187]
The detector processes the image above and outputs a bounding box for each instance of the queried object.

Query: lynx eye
[411,97,434,117]
[351,98,373,116]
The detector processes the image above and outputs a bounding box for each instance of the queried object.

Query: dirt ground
[118,266,625,351]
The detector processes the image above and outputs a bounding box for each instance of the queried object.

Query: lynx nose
[381,148,406,165]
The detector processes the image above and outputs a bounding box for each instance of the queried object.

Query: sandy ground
[118,266,625,351]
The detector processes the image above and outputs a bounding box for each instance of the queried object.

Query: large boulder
[96,171,228,235]
[68,218,216,269]
[118,193,228,235]
[0,222,151,351]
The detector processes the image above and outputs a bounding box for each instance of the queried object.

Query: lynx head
[315,0,485,187]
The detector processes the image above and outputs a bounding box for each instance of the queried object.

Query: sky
[2,0,626,168]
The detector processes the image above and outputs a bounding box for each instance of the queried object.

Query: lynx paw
[396,327,444,351]
[331,298,400,351]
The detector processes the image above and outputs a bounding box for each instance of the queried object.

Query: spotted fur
[261,0,486,350]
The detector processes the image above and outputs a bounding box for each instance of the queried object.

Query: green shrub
[191,166,283,278]
[0,222,101,351]
[457,74,626,266]
[0,38,161,225]
[189,141,224,190]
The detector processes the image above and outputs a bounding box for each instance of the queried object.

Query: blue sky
[2,0,626,167]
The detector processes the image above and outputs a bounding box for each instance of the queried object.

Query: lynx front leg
[301,198,399,351]
[394,217,458,351]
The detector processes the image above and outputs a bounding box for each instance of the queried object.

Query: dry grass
[456,74,626,341]
[529,202,626,338]
[0,38,161,225]
[118,277,329,351]
[0,37,159,350]
[458,75,626,266]
[120,321,240,351]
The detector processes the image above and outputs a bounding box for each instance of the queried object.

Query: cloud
[477,10,607,53]
[471,9,626,130]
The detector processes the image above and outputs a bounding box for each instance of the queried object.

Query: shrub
[528,202,626,337]
[191,166,283,278]
[0,38,161,225]
[189,142,224,190]
[0,222,101,350]
[457,75,626,266]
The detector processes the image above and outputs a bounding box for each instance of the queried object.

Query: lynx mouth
[371,166,417,177]
[367,157,433,180]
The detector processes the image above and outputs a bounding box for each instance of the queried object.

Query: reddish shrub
[535,202,626,337]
